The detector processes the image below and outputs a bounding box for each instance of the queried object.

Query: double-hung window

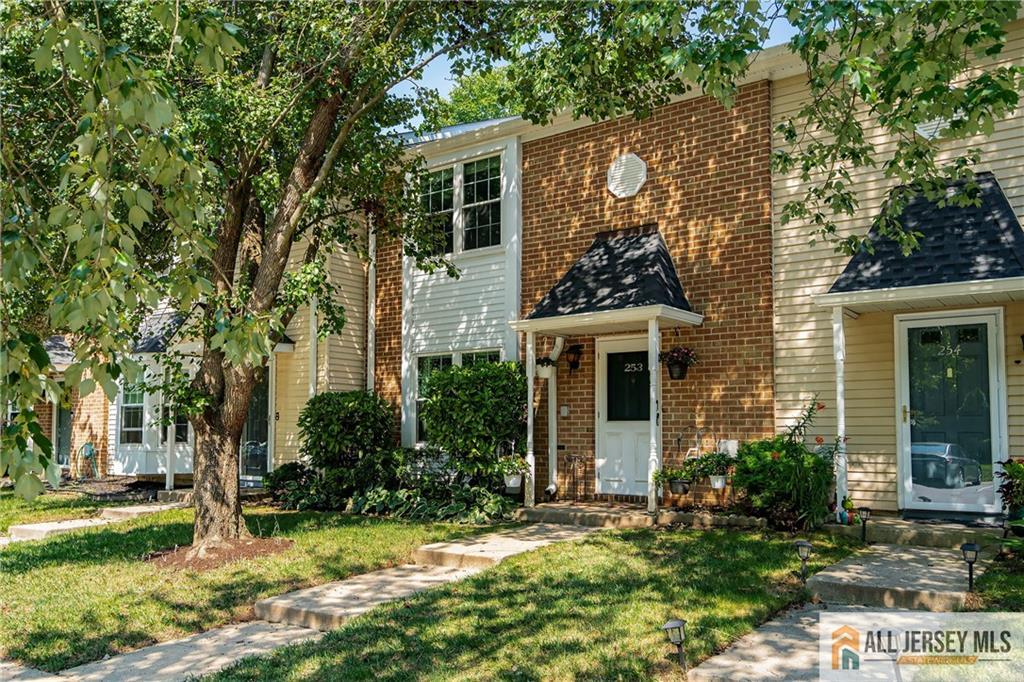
[119,385,145,445]
[420,154,502,255]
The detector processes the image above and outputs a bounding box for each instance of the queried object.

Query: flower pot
[669,479,690,495]
[667,361,689,380]
[504,474,523,492]
[709,475,727,490]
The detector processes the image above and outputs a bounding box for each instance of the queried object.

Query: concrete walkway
[1,522,596,681]
[4,503,185,544]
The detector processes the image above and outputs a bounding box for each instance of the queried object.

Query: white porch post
[525,331,536,507]
[832,306,848,520]
[647,318,660,514]
[164,385,174,491]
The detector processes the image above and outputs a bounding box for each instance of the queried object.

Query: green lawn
[976,553,1024,611]
[208,528,856,682]
[0,488,121,533]
[0,507,475,672]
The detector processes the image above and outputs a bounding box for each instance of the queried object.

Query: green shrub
[263,461,314,508]
[419,361,526,485]
[732,435,833,529]
[297,390,398,497]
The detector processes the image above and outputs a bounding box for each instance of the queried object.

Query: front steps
[824,517,1003,550]
[5,502,184,543]
[514,503,653,528]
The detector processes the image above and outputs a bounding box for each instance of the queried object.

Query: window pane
[123,386,144,405]
[463,350,501,367]
[421,167,454,254]
[464,201,502,250]
[464,156,500,205]
[122,405,143,429]
[607,351,650,421]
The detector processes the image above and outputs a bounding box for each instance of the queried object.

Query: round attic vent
[607,153,647,198]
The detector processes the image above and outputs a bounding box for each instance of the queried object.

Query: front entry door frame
[894,307,1007,513]
[595,334,661,497]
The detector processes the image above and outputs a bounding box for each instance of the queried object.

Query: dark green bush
[732,434,834,529]
[297,390,398,498]
[419,361,526,485]
[263,461,314,509]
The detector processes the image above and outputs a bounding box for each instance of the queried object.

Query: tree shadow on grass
[211,529,855,682]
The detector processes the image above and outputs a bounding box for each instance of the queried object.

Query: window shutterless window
[420,154,501,255]
[461,349,501,367]
[119,385,145,445]
[416,354,453,442]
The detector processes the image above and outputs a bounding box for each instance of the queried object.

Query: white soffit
[607,153,647,198]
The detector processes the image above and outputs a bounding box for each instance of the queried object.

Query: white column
[164,390,174,491]
[547,370,558,491]
[647,318,660,514]
[525,331,536,507]
[832,306,849,520]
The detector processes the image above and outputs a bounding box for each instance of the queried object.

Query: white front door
[596,337,651,496]
[896,309,1006,514]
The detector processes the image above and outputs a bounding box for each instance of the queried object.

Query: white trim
[831,306,848,518]
[502,137,522,361]
[267,353,276,473]
[814,277,1024,309]
[510,305,703,335]
[308,296,318,398]
[647,318,661,513]
[366,222,377,392]
[893,307,1008,514]
[525,331,536,507]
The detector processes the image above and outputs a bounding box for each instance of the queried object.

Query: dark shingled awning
[528,225,692,320]
[829,172,1024,294]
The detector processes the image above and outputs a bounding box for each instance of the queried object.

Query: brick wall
[69,381,109,477]
[522,82,776,502]
[373,237,404,425]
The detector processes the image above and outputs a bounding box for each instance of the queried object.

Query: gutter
[366,219,377,392]
[543,337,565,499]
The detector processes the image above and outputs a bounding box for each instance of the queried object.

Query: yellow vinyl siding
[272,235,367,467]
[772,21,1024,510]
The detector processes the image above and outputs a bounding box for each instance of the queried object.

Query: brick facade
[374,82,776,502]
[522,82,776,502]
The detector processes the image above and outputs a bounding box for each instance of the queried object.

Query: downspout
[544,337,566,499]
[308,296,318,399]
[366,218,376,392]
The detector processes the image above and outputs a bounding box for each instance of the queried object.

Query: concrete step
[807,544,987,611]
[7,518,113,541]
[823,517,1002,550]
[99,502,186,520]
[514,505,653,529]
[255,564,478,631]
[412,523,597,568]
[61,620,320,681]
[156,488,267,504]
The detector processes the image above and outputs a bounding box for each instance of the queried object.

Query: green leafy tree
[3,1,1021,551]
[423,67,521,129]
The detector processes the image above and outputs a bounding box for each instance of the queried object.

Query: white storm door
[596,337,651,496]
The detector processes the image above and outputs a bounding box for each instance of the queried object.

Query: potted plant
[997,459,1024,537]
[659,346,698,380]
[654,464,695,494]
[696,451,733,489]
[497,455,529,492]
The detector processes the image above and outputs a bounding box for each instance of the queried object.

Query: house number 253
[623,363,645,372]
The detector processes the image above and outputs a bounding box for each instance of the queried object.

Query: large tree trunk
[190,413,249,554]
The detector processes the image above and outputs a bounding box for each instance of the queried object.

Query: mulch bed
[58,476,163,501]
[146,537,294,572]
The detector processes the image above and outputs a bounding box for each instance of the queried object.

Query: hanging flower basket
[709,474,727,490]
[669,479,690,494]
[659,346,697,380]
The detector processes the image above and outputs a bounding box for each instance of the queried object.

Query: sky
[403,12,799,101]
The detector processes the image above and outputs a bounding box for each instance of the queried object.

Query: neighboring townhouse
[772,18,1024,517]
[105,242,368,485]
[373,74,786,511]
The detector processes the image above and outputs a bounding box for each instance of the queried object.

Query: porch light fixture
[961,542,980,592]
[565,344,584,372]
[857,506,871,544]
[794,540,813,584]
[661,618,687,671]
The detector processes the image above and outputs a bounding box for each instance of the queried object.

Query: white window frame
[118,383,145,446]
[422,153,503,256]
[412,348,504,445]
[159,402,190,445]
